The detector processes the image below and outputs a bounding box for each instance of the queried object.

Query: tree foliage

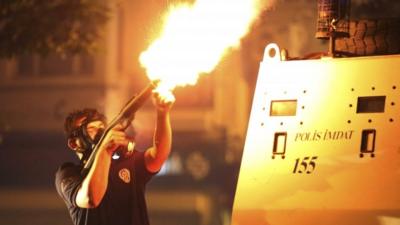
[0,0,109,58]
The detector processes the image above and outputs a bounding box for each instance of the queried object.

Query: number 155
[293,156,318,174]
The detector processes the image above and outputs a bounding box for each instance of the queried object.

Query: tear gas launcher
[81,81,158,175]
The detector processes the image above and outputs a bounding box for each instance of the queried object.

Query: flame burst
[140,0,268,99]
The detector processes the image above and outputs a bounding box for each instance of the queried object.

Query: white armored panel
[232,43,400,225]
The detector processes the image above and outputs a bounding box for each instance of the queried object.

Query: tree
[0,0,109,58]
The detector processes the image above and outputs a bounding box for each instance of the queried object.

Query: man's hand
[99,125,129,156]
[152,91,175,112]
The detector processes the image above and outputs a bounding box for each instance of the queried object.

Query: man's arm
[145,92,174,173]
[76,127,128,208]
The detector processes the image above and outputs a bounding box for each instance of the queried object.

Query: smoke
[140,0,277,92]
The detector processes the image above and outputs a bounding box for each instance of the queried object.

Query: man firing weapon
[55,83,174,225]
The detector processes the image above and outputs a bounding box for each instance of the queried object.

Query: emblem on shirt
[118,168,131,184]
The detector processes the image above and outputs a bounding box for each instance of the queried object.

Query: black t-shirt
[55,151,156,225]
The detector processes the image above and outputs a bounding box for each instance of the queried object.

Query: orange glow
[140,0,268,97]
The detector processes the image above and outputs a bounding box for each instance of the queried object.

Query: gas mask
[70,112,106,163]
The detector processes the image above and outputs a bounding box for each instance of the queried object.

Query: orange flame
[140,0,269,99]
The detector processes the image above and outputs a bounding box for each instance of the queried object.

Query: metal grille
[316,0,350,39]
